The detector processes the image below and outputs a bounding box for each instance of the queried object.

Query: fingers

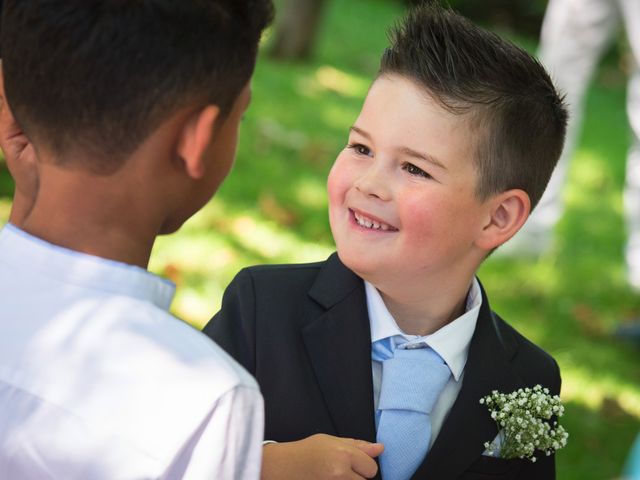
[348,447,380,479]
[336,439,382,478]
[352,440,384,458]
[274,434,382,480]
[340,438,384,458]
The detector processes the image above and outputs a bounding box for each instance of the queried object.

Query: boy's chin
[158,218,187,235]
[336,248,379,281]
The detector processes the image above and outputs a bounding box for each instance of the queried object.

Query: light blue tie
[372,337,451,480]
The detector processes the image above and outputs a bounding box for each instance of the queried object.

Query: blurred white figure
[511,0,640,286]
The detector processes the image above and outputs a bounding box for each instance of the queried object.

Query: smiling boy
[204,4,567,480]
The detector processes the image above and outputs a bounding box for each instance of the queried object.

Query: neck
[21,164,162,268]
[374,270,476,336]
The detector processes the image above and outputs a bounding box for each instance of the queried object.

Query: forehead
[356,74,474,168]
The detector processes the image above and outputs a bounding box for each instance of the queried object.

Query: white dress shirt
[366,279,481,447]
[0,224,264,480]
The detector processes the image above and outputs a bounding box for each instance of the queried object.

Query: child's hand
[261,433,384,480]
[0,63,39,226]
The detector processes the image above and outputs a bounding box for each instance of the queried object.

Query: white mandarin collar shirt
[0,224,264,480]
[1,222,176,309]
[366,278,482,446]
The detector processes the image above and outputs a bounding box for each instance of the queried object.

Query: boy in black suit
[204,4,568,479]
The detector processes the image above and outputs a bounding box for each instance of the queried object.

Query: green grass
[1,0,638,477]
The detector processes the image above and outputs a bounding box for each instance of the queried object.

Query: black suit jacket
[203,253,561,480]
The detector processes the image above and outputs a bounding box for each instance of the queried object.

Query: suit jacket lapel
[301,253,378,444]
[413,282,523,480]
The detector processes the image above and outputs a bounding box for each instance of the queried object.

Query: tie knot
[375,340,451,414]
[371,336,395,362]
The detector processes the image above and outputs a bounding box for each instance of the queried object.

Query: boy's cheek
[326,163,349,205]
[328,154,363,189]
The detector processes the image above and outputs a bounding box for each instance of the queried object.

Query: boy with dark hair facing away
[205,4,568,480]
[0,1,272,478]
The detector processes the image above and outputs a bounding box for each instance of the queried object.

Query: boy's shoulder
[238,256,329,277]
[93,295,259,392]
[230,252,360,305]
[231,257,327,297]
[58,298,260,457]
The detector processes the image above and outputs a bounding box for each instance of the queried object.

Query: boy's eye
[347,143,372,157]
[402,162,431,179]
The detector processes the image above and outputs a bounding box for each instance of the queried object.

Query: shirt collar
[366,278,481,381]
[0,224,176,311]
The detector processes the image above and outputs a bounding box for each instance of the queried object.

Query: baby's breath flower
[480,384,568,462]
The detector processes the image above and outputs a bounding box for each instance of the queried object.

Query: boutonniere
[480,385,569,462]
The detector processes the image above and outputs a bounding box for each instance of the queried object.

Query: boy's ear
[475,189,531,250]
[176,105,221,180]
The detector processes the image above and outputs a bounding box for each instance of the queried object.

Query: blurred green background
[1,0,639,478]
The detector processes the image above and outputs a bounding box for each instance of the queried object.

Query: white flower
[481,385,568,462]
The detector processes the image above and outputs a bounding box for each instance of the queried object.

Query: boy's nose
[354,165,391,201]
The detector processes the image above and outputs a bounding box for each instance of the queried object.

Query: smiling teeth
[354,212,391,231]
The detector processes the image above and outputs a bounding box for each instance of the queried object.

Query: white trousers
[519,0,640,280]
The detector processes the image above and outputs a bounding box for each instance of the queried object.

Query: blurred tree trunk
[270,0,327,61]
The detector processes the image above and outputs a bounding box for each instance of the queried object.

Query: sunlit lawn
[1,0,638,478]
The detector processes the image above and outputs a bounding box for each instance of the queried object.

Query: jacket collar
[307,252,362,309]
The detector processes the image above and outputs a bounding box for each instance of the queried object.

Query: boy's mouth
[350,209,398,231]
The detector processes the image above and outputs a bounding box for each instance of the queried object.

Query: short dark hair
[379,4,568,209]
[1,0,273,173]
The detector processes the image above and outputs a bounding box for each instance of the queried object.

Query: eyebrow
[400,146,447,171]
[350,126,372,140]
[350,125,448,171]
